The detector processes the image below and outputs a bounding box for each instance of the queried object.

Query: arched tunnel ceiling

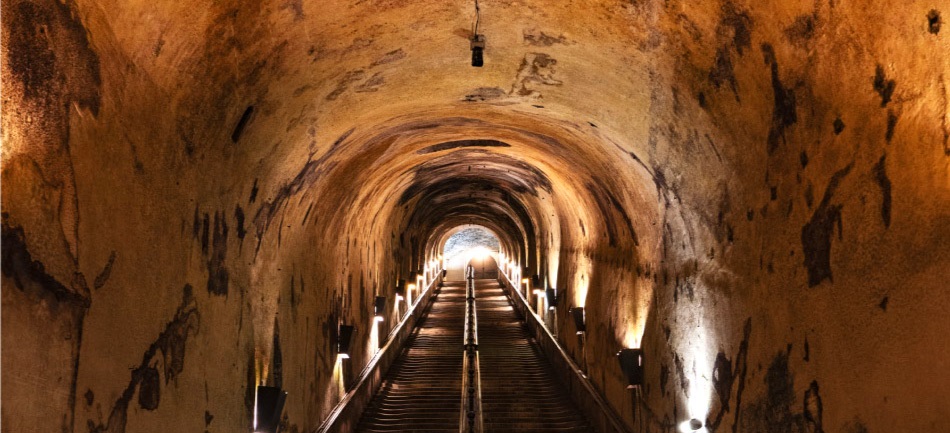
[2,0,949,432]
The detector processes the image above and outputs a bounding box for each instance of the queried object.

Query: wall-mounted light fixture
[374,296,386,321]
[470,0,485,67]
[688,418,704,431]
[617,348,644,388]
[570,307,586,334]
[545,288,558,311]
[338,324,355,359]
[254,385,287,433]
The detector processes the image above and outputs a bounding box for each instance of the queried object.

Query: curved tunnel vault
[2,0,949,432]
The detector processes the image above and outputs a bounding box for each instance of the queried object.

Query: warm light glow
[685,326,712,427]
[574,254,592,308]
[332,354,346,399]
[253,387,259,430]
[468,246,492,261]
[338,353,350,360]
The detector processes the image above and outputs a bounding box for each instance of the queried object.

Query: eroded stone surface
[2,0,948,432]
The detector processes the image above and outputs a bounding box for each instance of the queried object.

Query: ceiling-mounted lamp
[617,348,644,388]
[470,0,485,67]
[254,385,287,433]
[338,324,356,359]
[570,307,586,334]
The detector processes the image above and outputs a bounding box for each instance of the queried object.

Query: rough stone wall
[2,0,948,432]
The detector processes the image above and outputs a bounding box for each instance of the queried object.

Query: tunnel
[2,0,949,432]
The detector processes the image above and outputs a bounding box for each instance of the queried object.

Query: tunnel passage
[3,0,949,432]
[355,273,592,433]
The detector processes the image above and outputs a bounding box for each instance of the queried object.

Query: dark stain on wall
[873,65,896,107]
[709,48,739,100]
[744,352,799,432]
[3,219,91,432]
[803,337,810,362]
[673,353,689,392]
[885,110,898,143]
[250,178,260,203]
[873,154,892,228]
[721,3,753,54]
[371,49,406,67]
[207,211,229,296]
[463,87,507,102]
[833,117,845,135]
[93,251,117,290]
[2,221,91,308]
[706,318,751,433]
[659,363,670,395]
[85,389,95,406]
[253,129,352,250]
[5,0,101,112]
[138,366,161,410]
[927,9,942,34]
[201,213,210,254]
[88,285,199,433]
[762,43,798,155]
[784,14,817,47]
[801,163,853,287]
[523,29,570,46]
[231,105,255,143]
[708,3,753,101]
[712,352,735,417]
[879,295,889,311]
[235,204,247,242]
[326,70,365,100]
[205,410,214,427]
[510,53,562,97]
[803,381,823,433]
[417,139,511,154]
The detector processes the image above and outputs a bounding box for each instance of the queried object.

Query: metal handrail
[496,268,632,433]
[460,268,483,433]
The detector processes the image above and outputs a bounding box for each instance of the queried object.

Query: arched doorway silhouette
[467,255,499,279]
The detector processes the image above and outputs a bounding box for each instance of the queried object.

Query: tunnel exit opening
[442,225,500,280]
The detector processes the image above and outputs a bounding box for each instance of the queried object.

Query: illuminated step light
[617,348,644,388]
[254,385,286,433]
[570,307,586,334]
[338,324,355,359]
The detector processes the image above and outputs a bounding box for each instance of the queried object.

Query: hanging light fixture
[470,0,485,67]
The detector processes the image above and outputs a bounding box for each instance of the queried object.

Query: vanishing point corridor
[357,275,591,433]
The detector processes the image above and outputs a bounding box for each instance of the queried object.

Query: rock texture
[2,0,948,432]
